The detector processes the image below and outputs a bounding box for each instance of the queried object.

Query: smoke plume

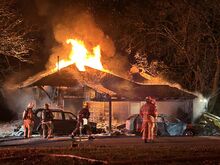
[46,12,116,70]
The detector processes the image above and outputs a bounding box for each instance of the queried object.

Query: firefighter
[41,103,54,138]
[23,102,34,138]
[140,96,158,143]
[71,102,93,139]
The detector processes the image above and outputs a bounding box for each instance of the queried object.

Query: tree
[0,0,42,121]
[0,0,40,85]
[105,0,220,96]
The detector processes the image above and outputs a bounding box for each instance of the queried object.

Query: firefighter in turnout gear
[23,102,34,138]
[140,96,158,143]
[41,103,54,138]
[71,102,93,139]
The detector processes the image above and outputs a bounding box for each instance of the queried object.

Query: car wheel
[183,129,194,136]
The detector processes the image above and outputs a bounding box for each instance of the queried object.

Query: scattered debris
[196,112,220,136]
[0,120,22,138]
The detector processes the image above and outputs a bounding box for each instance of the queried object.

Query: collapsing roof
[20,64,197,100]
[20,65,116,96]
[102,75,196,100]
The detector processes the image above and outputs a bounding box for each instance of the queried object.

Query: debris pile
[0,120,22,137]
[196,112,220,136]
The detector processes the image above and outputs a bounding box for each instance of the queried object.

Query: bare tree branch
[0,0,39,63]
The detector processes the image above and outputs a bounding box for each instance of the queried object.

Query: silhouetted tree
[94,0,220,97]
[0,0,40,85]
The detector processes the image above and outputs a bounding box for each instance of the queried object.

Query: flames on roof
[20,64,197,100]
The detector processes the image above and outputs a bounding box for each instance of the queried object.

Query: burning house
[20,63,197,131]
[17,34,198,131]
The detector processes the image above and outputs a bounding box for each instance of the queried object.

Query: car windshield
[34,108,64,120]
[164,116,180,123]
[64,112,76,120]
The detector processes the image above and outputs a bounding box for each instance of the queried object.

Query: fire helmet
[27,102,34,109]
[83,102,90,108]
[45,103,49,109]
[145,96,152,101]
[145,96,156,104]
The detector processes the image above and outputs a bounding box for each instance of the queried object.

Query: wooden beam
[109,96,112,133]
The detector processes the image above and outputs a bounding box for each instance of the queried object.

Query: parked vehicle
[125,114,195,136]
[33,108,78,136]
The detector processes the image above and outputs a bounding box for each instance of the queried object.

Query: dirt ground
[0,136,220,164]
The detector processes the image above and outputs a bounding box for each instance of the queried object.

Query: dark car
[32,108,78,136]
[125,114,195,136]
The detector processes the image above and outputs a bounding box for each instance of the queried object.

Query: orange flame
[55,39,105,71]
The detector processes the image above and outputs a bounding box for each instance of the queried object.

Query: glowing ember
[55,39,105,71]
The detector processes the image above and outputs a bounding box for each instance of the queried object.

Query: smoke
[3,88,36,117]
[27,0,130,78]
[0,0,119,122]
[103,53,130,78]
[35,0,51,16]
[193,94,208,122]
[46,12,116,70]
[0,70,37,121]
[2,85,57,119]
[2,72,54,119]
[0,88,17,122]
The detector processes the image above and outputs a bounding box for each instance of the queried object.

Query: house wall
[86,99,194,127]
[157,100,193,123]
[88,101,130,127]
[63,98,84,114]
[130,100,193,123]
[112,102,130,125]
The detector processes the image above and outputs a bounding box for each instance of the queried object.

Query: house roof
[20,65,116,96]
[20,64,197,100]
[101,72,197,100]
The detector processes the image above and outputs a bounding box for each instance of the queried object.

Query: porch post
[57,56,62,107]
[109,96,112,133]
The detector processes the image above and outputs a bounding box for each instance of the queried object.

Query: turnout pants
[42,121,54,138]
[23,119,33,138]
[72,118,91,136]
[142,115,156,141]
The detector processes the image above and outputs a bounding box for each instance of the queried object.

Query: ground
[0,136,220,164]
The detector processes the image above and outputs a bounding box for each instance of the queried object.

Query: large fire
[55,39,106,72]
